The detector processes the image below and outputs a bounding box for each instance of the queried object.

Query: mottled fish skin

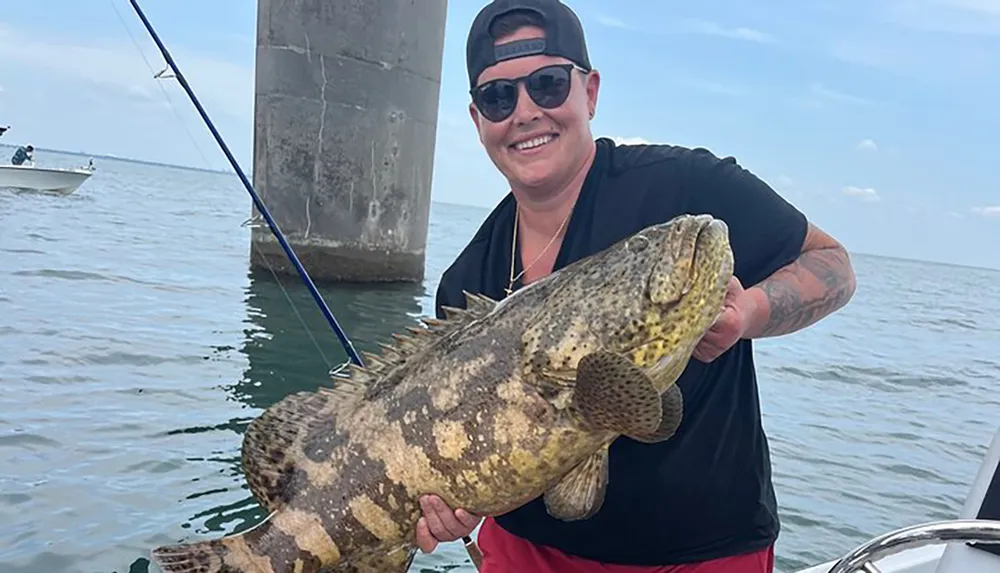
[150,213,735,573]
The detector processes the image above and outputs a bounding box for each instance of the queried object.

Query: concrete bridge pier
[250,0,448,283]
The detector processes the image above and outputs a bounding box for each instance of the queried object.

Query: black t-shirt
[434,137,809,565]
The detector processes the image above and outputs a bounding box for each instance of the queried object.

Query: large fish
[151,213,735,573]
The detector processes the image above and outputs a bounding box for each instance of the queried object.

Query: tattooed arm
[741,223,856,339]
[681,150,857,360]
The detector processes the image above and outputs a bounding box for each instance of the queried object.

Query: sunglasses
[470,63,588,123]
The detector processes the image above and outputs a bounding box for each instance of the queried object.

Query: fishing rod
[125,0,363,367]
[124,5,487,569]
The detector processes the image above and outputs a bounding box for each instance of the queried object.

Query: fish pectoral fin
[628,384,684,444]
[543,444,610,521]
[571,350,662,438]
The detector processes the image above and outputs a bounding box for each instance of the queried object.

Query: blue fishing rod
[124,8,487,568]
[125,0,363,367]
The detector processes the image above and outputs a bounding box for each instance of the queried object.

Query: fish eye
[626,235,649,253]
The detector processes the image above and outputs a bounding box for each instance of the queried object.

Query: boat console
[933,426,1000,572]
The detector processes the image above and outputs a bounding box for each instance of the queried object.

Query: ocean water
[1,149,998,573]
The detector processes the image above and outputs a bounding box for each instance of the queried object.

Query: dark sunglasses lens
[476,81,518,122]
[526,65,572,108]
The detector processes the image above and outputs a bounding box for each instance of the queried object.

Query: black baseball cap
[466,0,592,89]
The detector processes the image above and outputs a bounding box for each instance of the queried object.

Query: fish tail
[152,512,338,573]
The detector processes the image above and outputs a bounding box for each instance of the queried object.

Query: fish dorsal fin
[358,296,493,400]
[462,290,498,315]
[356,291,494,383]
[241,389,342,513]
[240,295,494,513]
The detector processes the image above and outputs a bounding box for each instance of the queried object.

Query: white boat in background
[0,159,95,195]
[794,426,1000,573]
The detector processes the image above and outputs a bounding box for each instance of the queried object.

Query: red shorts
[477,517,775,573]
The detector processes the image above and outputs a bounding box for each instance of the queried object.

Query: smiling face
[468,25,601,195]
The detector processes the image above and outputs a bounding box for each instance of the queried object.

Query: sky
[1,0,998,268]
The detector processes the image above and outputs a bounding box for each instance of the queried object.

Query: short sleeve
[686,149,808,288]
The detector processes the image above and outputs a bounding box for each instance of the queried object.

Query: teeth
[514,135,553,151]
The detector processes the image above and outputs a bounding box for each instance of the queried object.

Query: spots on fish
[492,403,539,447]
[222,533,279,573]
[243,510,340,571]
[427,353,497,411]
[432,420,471,460]
[301,417,347,463]
[280,445,419,560]
[349,401,450,496]
[389,386,462,472]
[429,385,461,411]
[284,448,344,490]
[495,379,522,403]
[271,509,341,565]
[508,447,538,475]
[349,494,403,542]
[386,492,400,511]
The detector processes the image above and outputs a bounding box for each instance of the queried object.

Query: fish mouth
[647,214,731,307]
[687,216,732,297]
[694,218,728,253]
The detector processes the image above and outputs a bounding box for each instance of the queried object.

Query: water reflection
[230,268,427,410]
[158,269,429,570]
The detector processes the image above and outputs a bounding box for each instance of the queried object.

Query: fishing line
[107,0,212,170]
[109,0,337,370]
[120,0,364,369]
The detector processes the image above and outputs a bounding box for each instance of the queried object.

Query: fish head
[522,213,735,386]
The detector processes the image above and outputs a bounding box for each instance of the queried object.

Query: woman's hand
[415,495,482,553]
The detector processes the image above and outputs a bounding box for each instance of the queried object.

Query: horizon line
[3,143,996,274]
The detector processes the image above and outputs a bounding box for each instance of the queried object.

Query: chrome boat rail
[825,519,1000,573]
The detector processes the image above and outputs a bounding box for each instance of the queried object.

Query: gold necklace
[505,205,572,297]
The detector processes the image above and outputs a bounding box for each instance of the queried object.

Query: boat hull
[0,164,93,194]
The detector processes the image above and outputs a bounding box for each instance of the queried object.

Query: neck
[512,140,597,236]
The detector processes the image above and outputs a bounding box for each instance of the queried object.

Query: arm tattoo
[754,247,855,338]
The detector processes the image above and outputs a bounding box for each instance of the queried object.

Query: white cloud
[810,83,876,107]
[679,19,777,44]
[790,82,881,111]
[589,14,775,44]
[857,138,879,152]
[774,175,795,190]
[972,205,1000,218]
[594,13,630,29]
[611,136,653,146]
[882,0,1000,35]
[843,186,881,202]
[0,24,253,122]
[672,77,752,97]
